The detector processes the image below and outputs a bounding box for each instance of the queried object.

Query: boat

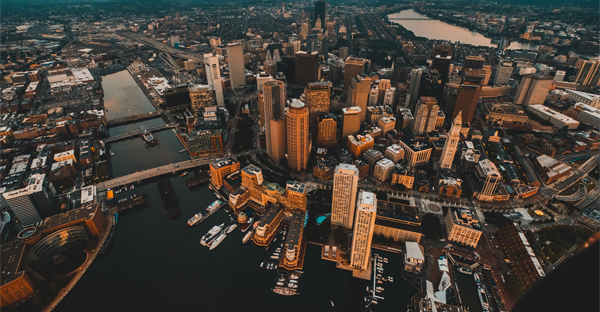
[289,279,297,284]
[288,283,298,289]
[458,267,473,275]
[273,287,298,296]
[209,234,226,250]
[179,149,186,153]
[201,223,225,246]
[141,129,158,146]
[226,223,237,234]
[180,171,189,178]
[330,300,334,307]
[187,213,203,226]
[260,261,264,268]
[243,230,254,244]
[241,217,254,232]
[474,272,480,283]
[277,282,285,286]
[290,274,299,280]
[207,200,225,212]
[478,287,490,308]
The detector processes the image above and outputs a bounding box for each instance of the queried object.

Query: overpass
[95,149,260,192]
[106,112,163,127]
[103,124,175,143]
[120,32,204,63]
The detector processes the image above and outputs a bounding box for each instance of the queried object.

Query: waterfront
[388,10,538,50]
[102,70,156,121]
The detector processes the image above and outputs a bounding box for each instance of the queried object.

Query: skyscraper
[405,68,422,108]
[575,59,600,86]
[331,164,359,228]
[227,42,246,88]
[314,0,326,27]
[493,61,513,86]
[264,80,286,158]
[204,53,224,107]
[351,190,377,271]
[514,74,533,105]
[3,174,54,227]
[523,75,553,105]
[452,70,484,123]
[412,96,440,135]
[270,118,287,162]
[301,81,331,130]
[286,99,310,172]
[464,55,485,70]
[317,113,337,147]
[341,106,361,138]
[295,51,320,87]
[348,75,371,122]
[344,57,368,96]
[189,84,215,113]
[306,34,319,53]
[440,112,461,169]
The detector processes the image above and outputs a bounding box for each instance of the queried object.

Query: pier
[105,112,164,127]
[103,124,176,143]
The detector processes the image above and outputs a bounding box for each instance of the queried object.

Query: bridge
[103,124,175,143]
[94,149,261,192]
[388,17,433,20]
[120,32,204,63]
[106,112,163,127]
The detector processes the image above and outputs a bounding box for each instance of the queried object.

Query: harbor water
[55,70,418,312]
[102,70,156,121]
[388,9,538,50]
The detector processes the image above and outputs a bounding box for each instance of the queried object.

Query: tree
[421,213,443,239]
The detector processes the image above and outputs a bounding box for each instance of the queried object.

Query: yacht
[242,229,254,244]
[226,223,237,234]
[201,223,224,246]
[187,213,203,226]
[209,234,226,250]
[458,267,473,275]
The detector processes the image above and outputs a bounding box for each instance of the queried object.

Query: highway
[121,32,204,63]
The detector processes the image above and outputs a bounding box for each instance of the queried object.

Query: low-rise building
[373,158,395,182]
[398,140,432,167]
[533,155,572,184]
[384,144,404,163]
[526,104,580,130]
[347,134,374,159]
[404,241,425,274]
[444,207,482,248]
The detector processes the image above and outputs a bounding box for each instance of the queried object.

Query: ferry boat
[273,287,298,296]
[187,213,203,226]
[201,223,224,246]
[242,230,254,244]
[141,129,158,146]
[458,267,473,275]
[241,217,254,232]
[226,224,237,234]
[207,200,225,212]
[209,234,226,250]
[478,287,490,308]
[180,171,189,178]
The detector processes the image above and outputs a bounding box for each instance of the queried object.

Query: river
[388,10,538,51]
[102,70,157,121]
[54,71,417,312]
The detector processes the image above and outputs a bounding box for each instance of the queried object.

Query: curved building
[26,226,90,272]
[286,99,310,172]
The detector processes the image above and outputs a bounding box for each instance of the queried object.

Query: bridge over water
[106,112,163,127]
[103,124,176,143]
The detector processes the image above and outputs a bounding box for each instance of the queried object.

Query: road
[121,32,204,63]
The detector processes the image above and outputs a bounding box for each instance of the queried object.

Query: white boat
[478,287,490,308]
[330,300,334,307]
[290,274,299,280]
[209,234,226,250]
[187,213,203,226]
[243,230,254,244]
[226,224,237,234]
[289,279,297,284]
[458,267,473,275]
[276,282,284,286]
[474,272,480,283]
[288,283,298,289]
[201,223,224,246]
[260,261,264,268]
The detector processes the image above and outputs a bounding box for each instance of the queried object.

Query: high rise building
[413,97,440,135]
[514,74,533,105]
[464,56,485,70]
[344,57,368,96]
[3,174,54,227]
[493,61,513,86]
[351,191,377,271]
[295,51,320,87]
[471,159,502,201]
[286,99,311,172]
[368,86,379,105]
[452,70,484,123]
[315,18,322,30]
[270,118,287,162]
[444,207,482,248]
[301,22,309,38]
[263,80,286,158]
[575,59,600,86]
[341,106,361,138]
[331,164,359,228]
[256,72,274,127]
[348,75,371,122]
[306,34,319,53]
[227,42,246,88]
[317,113,337,147]
[482,65,492,85]
[523,75,554,105]
[189,84,215,113]
[440,112,461,169]
[405,68,422,108]
[204,53,224,107]
[301,81,331,130]
[314,0,326,27]
[339,47,349,59]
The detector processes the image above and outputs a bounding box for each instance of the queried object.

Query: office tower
[320,39,329,61]
[295,51,319,87]
[374,158,395,181]
[344,57,368,96]
[286,99,310,172]
[368,86,379,105]
[377,117,396,136]
[482,65,492,85]
[493,61,513,86]
[339,47,349,59]
[278,56,296,84]
[307,34,319,53]
[351,191,377,271]
[341,106,361,138]
[3,174,54,227]
[189,84,215,112]
[464,56,485,70]
[348,134,374,159]
[318,113,337,147]
[204,53,224,107]
[301,22,310,38]
[444,207,482,248]
[514,74,533,105]
[256,72,274,93]
[440,112,461,169]
[270,118,287,162]
[413,97,440,135]
[377,79,391,103]
[471,159,502,201]
[405,68,422,107]
[292,40,302,54]
[554,70,566,82]
[383,87,396,106]
[575,59,600,86]
[326,21,335,34]
[452,70,484,123]
[315,18,322,30]
[397,108,414,130]
[331,164,359,228]
[385,144,404,163]
[348,75,371,122]
[256,73,274,127]
[314,0,326,27]
[227,42,246,88]
[398,140,432,167]
[264,80,286,158]
[264,52,277,77]
[523,75,553,105]
[301,81,331,130]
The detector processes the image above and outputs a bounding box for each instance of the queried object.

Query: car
[174,164,179,167]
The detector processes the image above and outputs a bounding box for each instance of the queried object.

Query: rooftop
[286,180,306,194]
[448,206,481,230]
[1,241,27,285]
[37,204,99,232]
[211,157,238,169]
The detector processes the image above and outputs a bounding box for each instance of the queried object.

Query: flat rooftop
[211,157,238,169]
[1,241,27,285]
[37,204,98,233]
